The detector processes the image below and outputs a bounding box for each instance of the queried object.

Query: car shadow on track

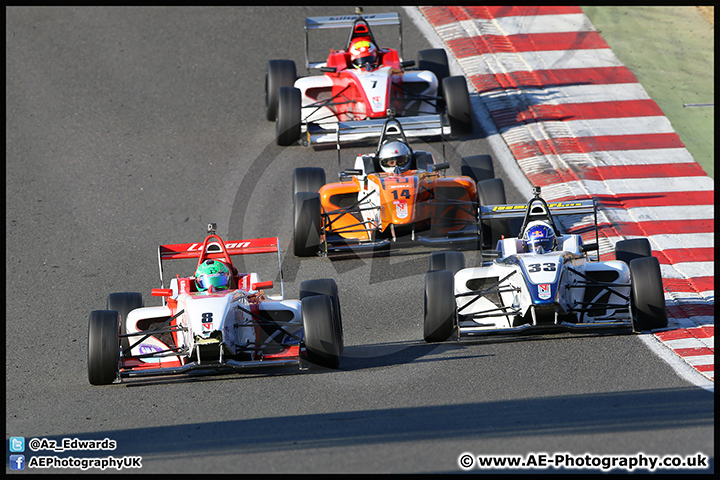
[37,384,714,474]
[119,329,635,386]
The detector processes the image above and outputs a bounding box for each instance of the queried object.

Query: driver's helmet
[378,141,411,174]
[195,259,232,292]
[349,39,378,69]
[522,221,557,254]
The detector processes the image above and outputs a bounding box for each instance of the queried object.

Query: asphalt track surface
[5,6,713,474]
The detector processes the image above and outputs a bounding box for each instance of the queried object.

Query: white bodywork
[125,279,302,365]
[295,67,438,124]
[454,234,633,335]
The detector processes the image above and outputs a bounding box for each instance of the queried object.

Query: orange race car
[292,117,507,257]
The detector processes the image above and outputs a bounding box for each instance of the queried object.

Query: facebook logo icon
[9,455,25,470]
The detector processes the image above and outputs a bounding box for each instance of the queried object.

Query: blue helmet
[522,221,556,254]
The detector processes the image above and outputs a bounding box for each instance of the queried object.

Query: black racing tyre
[300,278,344,354]
[629,256,668,331]
[461,155,494,183]
[293,192,322,257]
[418,48,450,98]
[107,292,143,355]
[293,167,326,197]
[88,310,120,385]
[424,270,456,343]
[477,178,506,206]
[266,59,297,121]
[442,75,473,135]
[276,86,302,146]
[615,238,652,265]
[429,251,465,275]
[477,178,514,248]
[301,294,341,369]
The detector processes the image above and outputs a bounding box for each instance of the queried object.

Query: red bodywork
[119,236,299,374]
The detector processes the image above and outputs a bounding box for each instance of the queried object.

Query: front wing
[118,347,305,380]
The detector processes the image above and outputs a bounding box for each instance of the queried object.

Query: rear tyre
[429,251,465,275]
[300,278,343,353]
[88,310,120,385]
[629,256,668,331]
[107,292,143,355]
[461,155,494,183]
[276,86,301,146]
[418,48,450,98]
[293,167,326,198]
[442,76,473,135]
[293,192,322,257]
[615,238,652,264]
[424,270,456,343]
[266,59,297,121]
[301,295,340,369]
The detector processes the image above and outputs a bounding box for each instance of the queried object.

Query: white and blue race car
[423,186,668,342]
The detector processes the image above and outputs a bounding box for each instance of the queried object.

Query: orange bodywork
[318,171,478,240]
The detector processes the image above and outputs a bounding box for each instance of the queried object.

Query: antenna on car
[207,223,217,234]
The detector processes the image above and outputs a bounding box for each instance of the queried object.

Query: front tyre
[424,270,456,343]
[88,310,120,385]
[461,155,494,183]
[293,192,322,257]
[301,295,341,369]
[107,292,143,355]
[276,86,302,146]
[615,238,652,265]
[629,256,668,331]
[477,178,515,248]
[429,251,465,275]
[300,278,343,354]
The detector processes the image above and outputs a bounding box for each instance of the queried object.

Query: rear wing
[305,12,403,70]
[157,236,284,298]
[307,114,449,148]
[480,195,600,261]
[479,199,597,220]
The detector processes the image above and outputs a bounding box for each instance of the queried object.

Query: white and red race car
[87,224,343,385]
[265,9,473,146]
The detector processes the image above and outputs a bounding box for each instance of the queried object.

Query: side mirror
[251,281,273,290]
[580,243,598,253]
[432,162,450,172]
[319,66,336,73]
[151,288,173,297]
[400,60,415,69]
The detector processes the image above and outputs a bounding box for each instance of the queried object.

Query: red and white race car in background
[265,9,473,146]
[87,224,343,385]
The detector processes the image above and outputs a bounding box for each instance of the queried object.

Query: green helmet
[195,259,232,291]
